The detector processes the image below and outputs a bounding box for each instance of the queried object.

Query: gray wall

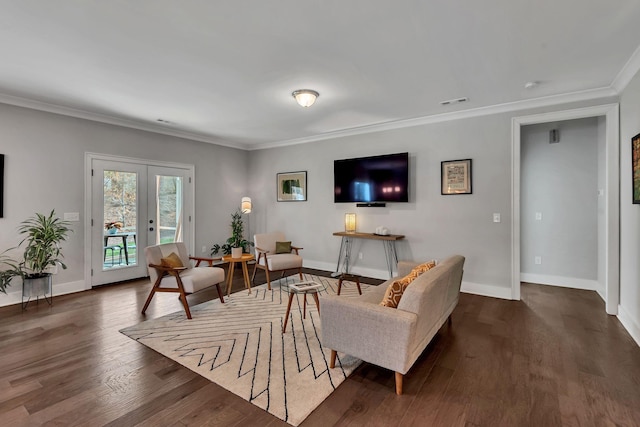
[620,67,640,343]
[247,99,615,293]
[520,118,598,283]
[0,103,247,302]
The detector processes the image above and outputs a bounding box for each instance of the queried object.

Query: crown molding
[252,86,617,150]
[0,93,247,150]
[611,44,640,94]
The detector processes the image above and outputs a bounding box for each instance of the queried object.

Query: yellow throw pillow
[411,260,436,276]
[161,252,184,268]
[275,241,292,254]
[380,279,410,308]
[379,260,436,308]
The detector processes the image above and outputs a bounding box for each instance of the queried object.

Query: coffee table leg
[283,293,295,333]
[312,292,320,313]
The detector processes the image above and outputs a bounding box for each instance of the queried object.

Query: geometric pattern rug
[120,274,376,426]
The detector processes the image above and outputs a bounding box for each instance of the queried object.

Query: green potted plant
[0,210,71,300]
[211,210,252,258]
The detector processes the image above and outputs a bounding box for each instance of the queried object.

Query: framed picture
[441,159,472,195]
[277,171,307,201]
[633,133,640,204]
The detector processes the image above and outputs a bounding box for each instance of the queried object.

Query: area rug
[120,274,374,426]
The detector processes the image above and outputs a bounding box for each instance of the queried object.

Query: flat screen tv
[334,152,409,203]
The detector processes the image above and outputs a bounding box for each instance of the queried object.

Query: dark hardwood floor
[1,268,638,426]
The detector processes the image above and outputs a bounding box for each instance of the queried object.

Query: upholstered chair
[251,232,303,289]
[143,242,225,319]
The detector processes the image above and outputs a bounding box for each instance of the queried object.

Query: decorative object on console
[277,171,307,201]
[441,158,472,195]
[633,133,640,204]
[344,213,356,232]
[292,89,319,107]
[374,226,389,235]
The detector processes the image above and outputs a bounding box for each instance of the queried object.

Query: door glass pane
[156,175,183,244]
[103,171,138,270]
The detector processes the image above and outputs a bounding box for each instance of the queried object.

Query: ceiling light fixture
[292,89,319,107]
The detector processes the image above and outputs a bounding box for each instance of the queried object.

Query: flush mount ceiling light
[292,89,319,107]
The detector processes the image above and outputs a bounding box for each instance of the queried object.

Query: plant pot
[107,227,117,235]
[22,273,53,309]
[231,247,243,259]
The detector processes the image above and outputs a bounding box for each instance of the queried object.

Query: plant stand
[22,274,52,310]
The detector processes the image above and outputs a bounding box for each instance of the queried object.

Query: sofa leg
[329,350,337,369]
[448,315,452,326]
[395,372,403,395]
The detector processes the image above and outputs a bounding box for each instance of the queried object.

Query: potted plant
[0,210,71,300]
[104,221,123,235]
[211,210,252,258]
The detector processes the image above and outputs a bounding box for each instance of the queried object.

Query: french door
[89,157,193,286]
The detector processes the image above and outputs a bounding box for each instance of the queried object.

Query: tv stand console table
[332,231,405,278]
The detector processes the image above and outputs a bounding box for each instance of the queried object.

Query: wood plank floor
[0,268,638,426]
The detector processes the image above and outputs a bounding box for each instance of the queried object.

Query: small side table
[222,253,255,296]
[281,281,323,333]
[336,273,362,296]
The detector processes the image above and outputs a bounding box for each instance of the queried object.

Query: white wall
[520,118,598,289]
[619,68,640,345]
[0,103,247,305]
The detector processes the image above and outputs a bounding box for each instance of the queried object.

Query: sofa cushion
[161,252,184,269]
[379,260,436,308]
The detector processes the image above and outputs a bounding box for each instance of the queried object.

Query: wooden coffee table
[222,253,255,296]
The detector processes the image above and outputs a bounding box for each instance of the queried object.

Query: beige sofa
[320,255,465,394]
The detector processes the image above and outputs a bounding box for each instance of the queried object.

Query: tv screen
[334,152,409,203]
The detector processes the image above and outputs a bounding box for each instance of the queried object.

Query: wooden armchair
[251,232,303,289]
[142,242,225,319]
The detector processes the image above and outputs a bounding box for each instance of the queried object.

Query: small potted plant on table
[211,210,252,258]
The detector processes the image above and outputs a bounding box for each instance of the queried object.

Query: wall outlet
[535,256,542,265]
[535,212,542,221]
[493,213,501,223]
[202,246,207,254]
[358,252,363,260]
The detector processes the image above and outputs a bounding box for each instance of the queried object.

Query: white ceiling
[1,1,640,150]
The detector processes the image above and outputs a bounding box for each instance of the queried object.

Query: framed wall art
[277,171,307,201]
[441,159,472,195]
[633,133,640,204]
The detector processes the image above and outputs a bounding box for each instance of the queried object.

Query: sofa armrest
[321,295,417,373]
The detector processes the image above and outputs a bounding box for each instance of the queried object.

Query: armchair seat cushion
[159,266,225,294]
[261,253,303,271]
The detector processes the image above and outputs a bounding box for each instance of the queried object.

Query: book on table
[289,281,323,292]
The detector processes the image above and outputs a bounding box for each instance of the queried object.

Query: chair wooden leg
[329,350,337,368]
[298,268,303,281]
[142,276,162,314]
[395,372,403,395]
[265,269,271,290]
[180,294,192,319]
[215,283,225,304]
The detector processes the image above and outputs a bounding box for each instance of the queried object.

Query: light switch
[64,212,80,222]
[535,212,542,221]
[493,213,501,223]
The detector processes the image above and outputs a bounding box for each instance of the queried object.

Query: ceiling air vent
[439,97,469,106]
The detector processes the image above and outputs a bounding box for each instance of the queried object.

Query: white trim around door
[511,104,620,314]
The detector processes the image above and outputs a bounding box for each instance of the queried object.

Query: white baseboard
[461,281,513,300]
[520,273,598,291]
[0,279,86,308]
[617,304,640,347]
